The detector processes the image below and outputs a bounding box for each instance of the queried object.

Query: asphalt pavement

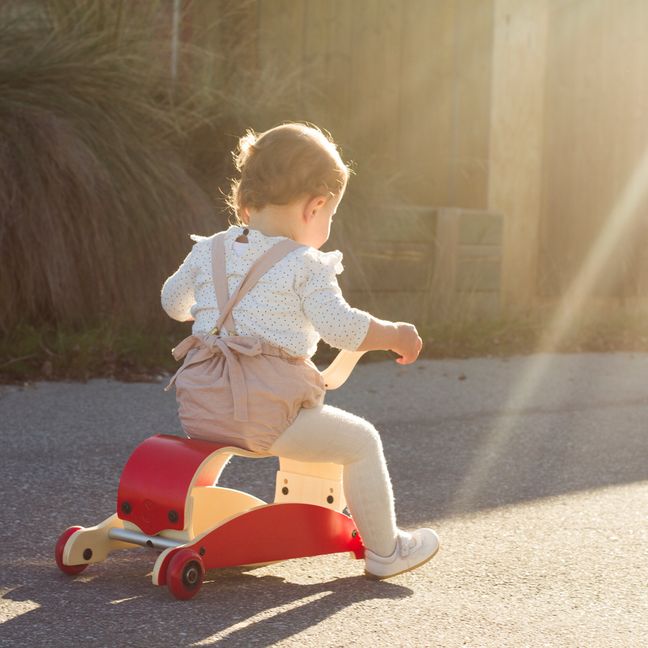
[0,353,647,647]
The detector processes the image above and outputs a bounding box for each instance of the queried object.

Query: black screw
[121,502,132,515]
[199,547,206,556]
[282,487,289,495]
[352,530,358,538]
[168,510,179,523]
[83,548,93,560]
[327,495,334,504]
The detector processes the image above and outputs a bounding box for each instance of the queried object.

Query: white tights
[269,404,398,556]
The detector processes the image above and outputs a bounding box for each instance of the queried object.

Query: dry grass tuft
[0,1,339,341]
[0,1,220,334]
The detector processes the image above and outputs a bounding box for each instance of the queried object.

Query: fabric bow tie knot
[166,334,264,422]
[207,336,262,358]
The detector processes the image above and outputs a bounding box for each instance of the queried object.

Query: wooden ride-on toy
[55,350,367,600]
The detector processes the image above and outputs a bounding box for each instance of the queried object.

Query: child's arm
[356,317,423,365]
[298,249,422,364]
[161,248,196,322]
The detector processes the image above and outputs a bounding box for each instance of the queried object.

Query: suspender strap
[211,232,233,334]
[210,231,303,336]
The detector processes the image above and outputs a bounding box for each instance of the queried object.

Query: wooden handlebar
[320,350,367,390]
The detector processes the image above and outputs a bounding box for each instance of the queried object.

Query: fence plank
[540,0,648,299]
[339,207,502,326]
[398,0,455,206]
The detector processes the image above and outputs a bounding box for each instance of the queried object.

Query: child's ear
[303,195,328,221]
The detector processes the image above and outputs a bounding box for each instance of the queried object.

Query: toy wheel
[167,549,204,600]
[55,526,88,576]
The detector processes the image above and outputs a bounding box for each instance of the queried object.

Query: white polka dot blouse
[161,226,372,358]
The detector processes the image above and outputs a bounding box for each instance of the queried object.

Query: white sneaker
[364,528,440,579]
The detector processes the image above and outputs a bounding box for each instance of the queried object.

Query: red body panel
[116,434,230,535]
[157,503,365,585]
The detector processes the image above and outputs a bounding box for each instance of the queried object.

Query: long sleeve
[161,247,196,321]
[298,249,371,351]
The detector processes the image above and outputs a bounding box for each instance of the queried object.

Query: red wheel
[167,549,204,600]
[55,526,88,576]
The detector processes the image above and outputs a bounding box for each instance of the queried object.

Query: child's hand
[393,322,423,364]
[356,317,423,363]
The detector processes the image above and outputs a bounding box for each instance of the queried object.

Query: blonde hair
[227,123,350,223]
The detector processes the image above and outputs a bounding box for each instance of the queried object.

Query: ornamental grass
[0,0,222,339]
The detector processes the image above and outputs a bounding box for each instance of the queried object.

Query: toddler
[161,123,439,578]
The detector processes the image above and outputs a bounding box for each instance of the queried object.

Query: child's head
[227,123,350,224]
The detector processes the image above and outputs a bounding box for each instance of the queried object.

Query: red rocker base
[55,433,365,600]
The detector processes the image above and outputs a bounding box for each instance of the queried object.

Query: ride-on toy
[55,350,367,600]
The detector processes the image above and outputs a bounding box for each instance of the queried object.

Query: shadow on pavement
[0,558,411,647]
[380,396,648,525]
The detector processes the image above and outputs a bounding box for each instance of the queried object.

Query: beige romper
[166,231,326,452]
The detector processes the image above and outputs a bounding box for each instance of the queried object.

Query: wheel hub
[183,562,200,587]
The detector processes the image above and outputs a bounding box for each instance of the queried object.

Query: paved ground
[0,353,647,647]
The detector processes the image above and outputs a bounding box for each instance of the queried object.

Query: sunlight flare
[451,143,648,512]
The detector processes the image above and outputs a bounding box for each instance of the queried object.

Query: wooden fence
[539,0,648,300]
[191,0,494,210]
[187,0,648,312]
[337,208,502,328]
